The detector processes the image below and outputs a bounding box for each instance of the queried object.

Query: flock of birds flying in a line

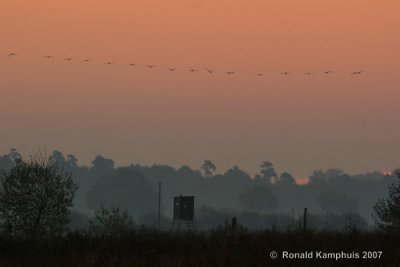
[6,53,365,76]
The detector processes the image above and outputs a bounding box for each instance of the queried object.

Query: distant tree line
[1,148,400,235]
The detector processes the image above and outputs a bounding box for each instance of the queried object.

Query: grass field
[1,227,399,267]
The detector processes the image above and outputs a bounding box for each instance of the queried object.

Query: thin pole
[303,208,307,232]
[158,182,161,230]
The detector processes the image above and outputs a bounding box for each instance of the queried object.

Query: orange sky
[0,0,399,177]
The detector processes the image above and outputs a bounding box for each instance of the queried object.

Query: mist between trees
[0,149,397,232]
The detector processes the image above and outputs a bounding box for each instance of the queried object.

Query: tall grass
[0,227,399,267]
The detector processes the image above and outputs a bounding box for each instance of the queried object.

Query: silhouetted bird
[350,71,364,75]
[256,73,264,77]
[226,72,235,75]
[44,55,53,59]
[281,72,291,75]
[188,69,197,72]
[169,68,177,71]
[305,72,313,75]
[206,68,215,74]
[324,71,333,74]
[104,62,114,65]
[128,63,136,67]
[82,59,91,62]
[65,58,73,61]
[8,53,17,57]
[146,65,157,68]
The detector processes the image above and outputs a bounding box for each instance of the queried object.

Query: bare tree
[0,153,78,238]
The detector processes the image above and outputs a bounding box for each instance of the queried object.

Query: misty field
[1,228,399,267]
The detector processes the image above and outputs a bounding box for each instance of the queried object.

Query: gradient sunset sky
[1,0,399,178]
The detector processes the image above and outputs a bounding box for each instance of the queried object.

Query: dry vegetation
[1,227,400,267]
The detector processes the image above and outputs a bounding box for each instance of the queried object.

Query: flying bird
[305,72,313,75]
[256,73,264,77]
[8,53,17,57]
[188,69,197,72]
[226,72,235,75]
[128,63,136,67]
[350,71,364,75]
[104,62,114,65]
[206,68,215,74]
[169,68,177,72]
[44,55,53,59]
[146,65,158,69]
[281,72,291,75]
[324,71,333,74]
[82,59,91,62]
[65,58,73,61]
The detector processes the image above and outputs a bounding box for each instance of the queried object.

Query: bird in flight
[44,55,53,59]
[226,72,235,75]
[206,68,215,74]
[8,53,17,57]
[146,65,157,69]
[324,71,333,74]
[281,72,291,75]
[305,72,313,75]
[188,69,197,72]
[82,59,91,62]
[128,63,136,67]
[65,58,73,61]
[350,71,364,75]
[256,73,264,77]
[169,68,177,72]
[104,62,114,65]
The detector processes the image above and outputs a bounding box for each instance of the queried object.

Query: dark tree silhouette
[0,148,21,171]
[373,169,400,231]
[316,190,358,212]
[278,172,296,186]
[309,170,326,185]
[48,151,80,174]
[65,154,79,172]
[224,166,251,181]
[259,161,277,183]
[201,160,216,178]
[0,154,77,238]
[89,155,116,180]
[92,155,114,171]
[87,168,158,218]
[50,150,66,164]
[239,186,279,212]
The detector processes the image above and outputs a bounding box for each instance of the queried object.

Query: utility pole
[158,182,161,230]
[303,208,307,232]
